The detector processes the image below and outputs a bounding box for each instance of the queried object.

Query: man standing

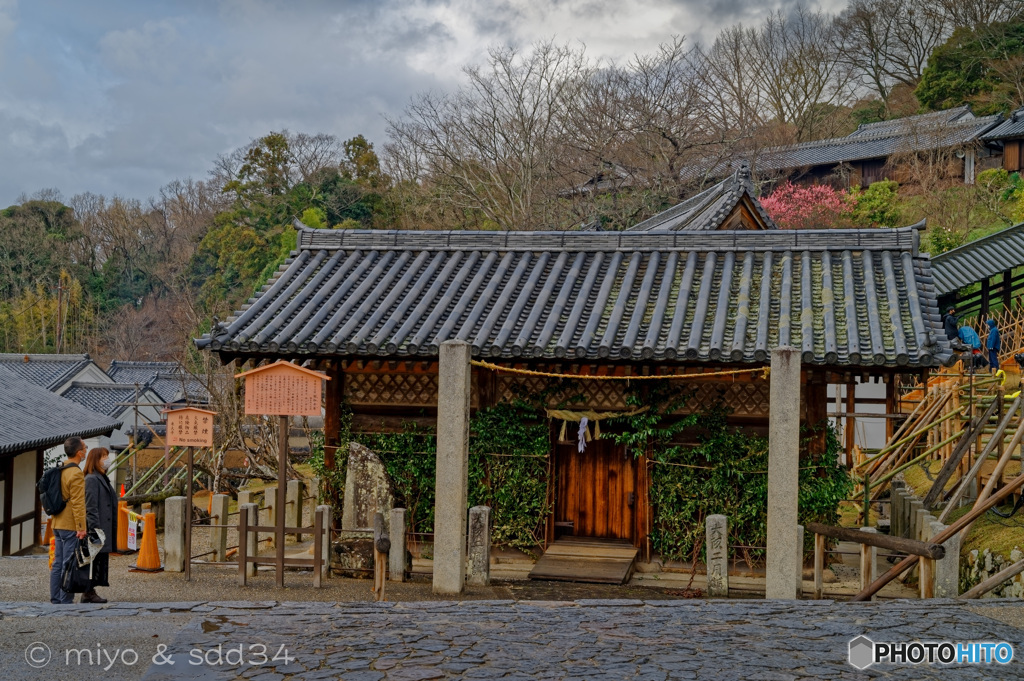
[987,319,1002,375]
[943,307,959,341]
[49,437,88,604]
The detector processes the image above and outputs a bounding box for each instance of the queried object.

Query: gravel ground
[0,554,684,605]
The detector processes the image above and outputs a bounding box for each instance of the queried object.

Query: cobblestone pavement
[2,599,1023,680]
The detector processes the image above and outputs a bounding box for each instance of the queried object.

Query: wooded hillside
[2,0,1022,364]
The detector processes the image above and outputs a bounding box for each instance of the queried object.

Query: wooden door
[554,439,636,541]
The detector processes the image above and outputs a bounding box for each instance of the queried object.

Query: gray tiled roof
[981,108,1024,141]
[627,166,777,232]
[930,223,1024,295]
[107,360,209,403]
[0,367,121,455]
[195,223,951,368]
[61,382,148,417]
[758,108,1001,171]
[0,353,94,390]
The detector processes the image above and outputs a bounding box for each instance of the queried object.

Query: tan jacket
[50,460,86,533]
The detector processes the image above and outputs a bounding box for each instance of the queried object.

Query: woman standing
[83,447,118,604]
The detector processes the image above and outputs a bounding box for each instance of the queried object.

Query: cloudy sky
[0,0,839,206]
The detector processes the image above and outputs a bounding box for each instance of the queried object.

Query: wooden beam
[805,522,945,559]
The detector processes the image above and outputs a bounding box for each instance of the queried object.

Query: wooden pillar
[1004,269,1014,313]
[885,378,896,442]
[323,360,343,470]
[845,381,856,467]
[322,360,344,514]
[34,449,44,549]
[981,278,991,318]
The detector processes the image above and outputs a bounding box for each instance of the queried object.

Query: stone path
[2,599,1023,680]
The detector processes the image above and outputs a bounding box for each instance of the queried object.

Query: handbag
[60,551,93,594]
[59,533,102,594]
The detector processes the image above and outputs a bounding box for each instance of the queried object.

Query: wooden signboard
[165,407,217,447]
[237,360,328,416]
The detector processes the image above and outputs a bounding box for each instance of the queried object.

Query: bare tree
[933,0,1024,29]
[836,0,948,106]
[386,41,592,230]
[750,7,856,141]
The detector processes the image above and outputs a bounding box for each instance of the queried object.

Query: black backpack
[37,463,77,516]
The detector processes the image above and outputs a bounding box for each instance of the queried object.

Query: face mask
[103,455,115,471]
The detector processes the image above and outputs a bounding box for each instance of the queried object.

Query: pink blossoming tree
[760,182,851,230]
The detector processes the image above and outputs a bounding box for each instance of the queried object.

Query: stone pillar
[389,508,406,583]
[286,479,304,542]
[931,521,960,598]
[237,490,253,509]
[308,478,321,505]
[705,514,729,597]
[164,496,186,573]
[467,506,491,587]
[264,486,277,548]
[241,502,259,578]
[766,346,801,599]
[316,504,332,580]
[212,494,229,562]
[859,527,878,598]
[433,340,471,595]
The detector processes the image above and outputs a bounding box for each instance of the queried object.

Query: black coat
[85,472,118,553]
[943,313,959,340]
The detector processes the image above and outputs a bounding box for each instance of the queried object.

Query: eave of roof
[0,368,122,455]
[930,222,1024,295]
[195,222,951,369]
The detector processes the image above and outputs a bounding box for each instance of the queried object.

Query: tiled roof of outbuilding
[0,367,121,455]
[930,223,1024,296]
[758,108,1001,171]
[61,382,148,417]
[195,223,952,369]
[981,107,1024,141]
[627,166,777,231]
[0,353,94,390]
[107,361,209,404]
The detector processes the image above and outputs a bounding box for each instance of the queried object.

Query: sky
[0,0,841,206]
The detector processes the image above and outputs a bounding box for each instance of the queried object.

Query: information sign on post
[165,406,217,581]
[237,361,329,587]
[166,407,216,447]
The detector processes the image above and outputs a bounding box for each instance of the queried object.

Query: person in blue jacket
[958,325,983,373]
[986,319,1001,374]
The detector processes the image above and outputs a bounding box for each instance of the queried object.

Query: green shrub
[847,180,901,227]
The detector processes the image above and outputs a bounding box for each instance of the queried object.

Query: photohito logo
[848,636,1014,669]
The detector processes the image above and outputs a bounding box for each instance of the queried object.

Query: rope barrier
[470,359,770,381]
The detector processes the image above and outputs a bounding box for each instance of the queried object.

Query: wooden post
[323,360,342,500]
[276,415,287,588]
[1004,269,1013,313]
[845,382,856,468]
[981,277,991,318]
[859,527,877,598]
[185,446,193,581]
[813,532,825,600]
[238,505,249,587]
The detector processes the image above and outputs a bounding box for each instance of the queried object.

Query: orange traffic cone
[120,483,125,499]
[42,517,53,547]
[116,502,130,553]
[130,512,163,572]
